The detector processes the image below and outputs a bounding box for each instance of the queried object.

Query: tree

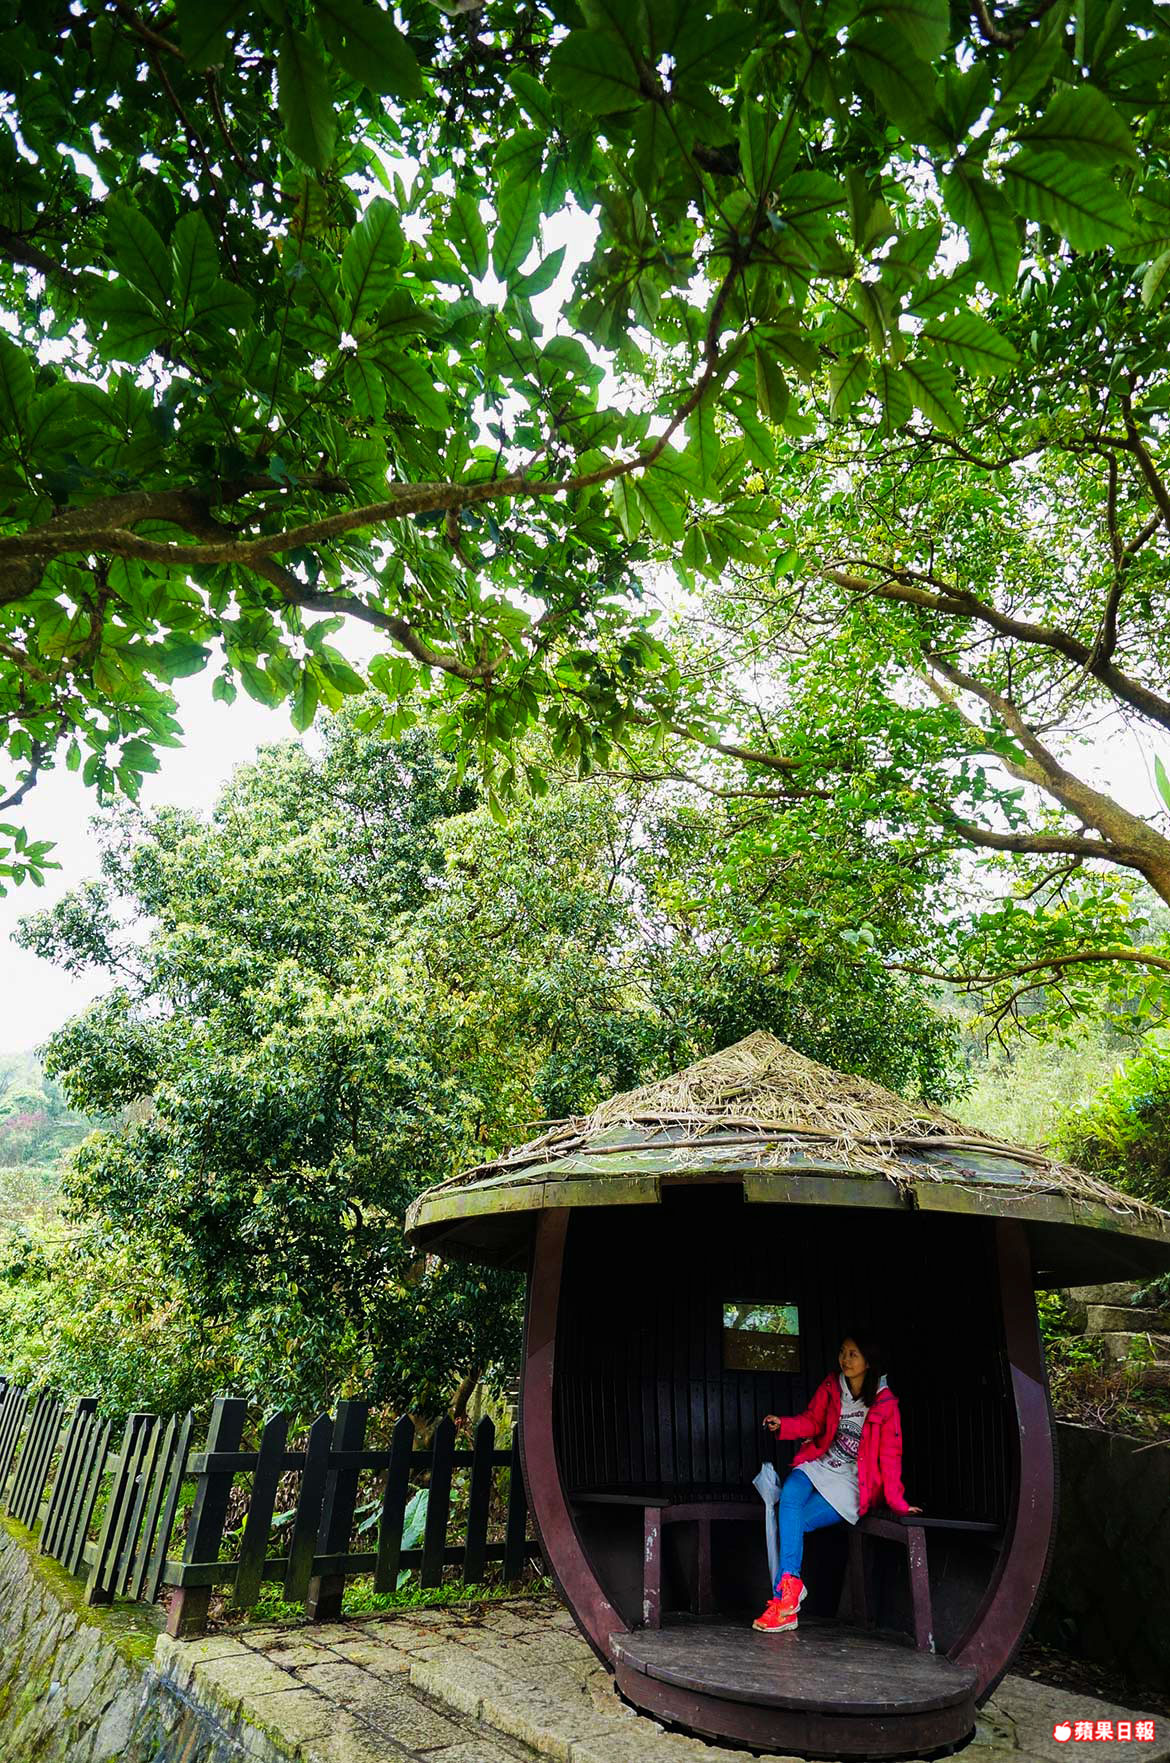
[650,317,1170,1034]
[12,703,961,1412]
[2,0,1169,899]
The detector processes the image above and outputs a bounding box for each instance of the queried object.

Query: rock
[1085,1305,1169,1334]
[1066,1282,1141,1308]
[1098,1330,1170,1363]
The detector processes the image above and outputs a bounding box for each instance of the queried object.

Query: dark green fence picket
[144,1410,193,1604]
[232,1411,288,1610]
[462,1416,495,1584]
[65,1416,111,1575]
[114,1415,161,1597]
[374,1413,414,1594]
[0,1385,29,1500]
[165,1396,247,1638]
[306,1399,368,1622]
[503,1425,529,1581]
[41,1399,97,1558]
[421,1416,456,1589]
[88,1413,151,1605]
[10,1394,63,1526]
[284,1412,331,1603]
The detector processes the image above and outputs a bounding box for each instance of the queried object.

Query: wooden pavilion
[406,1032,1170,1759]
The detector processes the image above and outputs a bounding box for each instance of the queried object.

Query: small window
[722,1302,800,1373]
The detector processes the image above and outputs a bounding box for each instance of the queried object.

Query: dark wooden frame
[518,1204,1058,1758]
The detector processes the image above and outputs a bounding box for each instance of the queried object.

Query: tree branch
[894,946,1170,986]
[823,564,1170,734]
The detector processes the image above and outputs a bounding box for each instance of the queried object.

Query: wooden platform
[611,1619,978,1759]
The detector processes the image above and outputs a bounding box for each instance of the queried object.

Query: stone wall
[0,1518,295,1763]
[1032,1422,1170,1693]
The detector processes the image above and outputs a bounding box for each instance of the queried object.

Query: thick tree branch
[932,812,1113,861]
[924,655,1170,904]
[251,555,499,683]
[895,947,1170,985]
[823,564,1170,734]
[0,741,51,812]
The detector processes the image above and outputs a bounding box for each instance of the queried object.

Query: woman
[753,1328,921,1633]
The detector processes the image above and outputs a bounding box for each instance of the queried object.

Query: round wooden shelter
[407,1032,1170,1759]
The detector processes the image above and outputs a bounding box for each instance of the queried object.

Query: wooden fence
[0,1379,539,1639]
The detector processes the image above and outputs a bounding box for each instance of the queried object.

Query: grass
[215,1572,554,1629]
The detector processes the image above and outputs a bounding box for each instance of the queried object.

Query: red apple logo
[1053,1723,1072,1744]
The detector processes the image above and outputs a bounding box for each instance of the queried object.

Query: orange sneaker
[753,1574,806,1632]
[752,1597,796,1632]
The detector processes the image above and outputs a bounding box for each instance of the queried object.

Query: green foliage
[0,1053,95,1171]
[1055,1030,1170,1208]
[952,1021,1143,1149]
[2,0,1170,915]
[0,1220,236,1420]
[4,701,963,1416]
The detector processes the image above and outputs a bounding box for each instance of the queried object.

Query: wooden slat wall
[556,1191,1011,1523]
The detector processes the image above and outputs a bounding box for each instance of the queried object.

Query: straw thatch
[431,1030,1170,1229]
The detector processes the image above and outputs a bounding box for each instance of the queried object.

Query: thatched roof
[406,1031,1170,1280]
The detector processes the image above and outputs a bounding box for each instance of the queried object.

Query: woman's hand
[905,1504,923,1514]
[762,1415,782,1433]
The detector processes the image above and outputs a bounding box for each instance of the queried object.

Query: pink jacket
[773,1373,912,1517]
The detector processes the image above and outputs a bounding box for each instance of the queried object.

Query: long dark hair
[840,1325,887,1408]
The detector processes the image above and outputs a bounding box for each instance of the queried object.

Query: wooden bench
[846,1514,1003,1653]
[571,1490,762,1628]
[573,1491,1003,1644]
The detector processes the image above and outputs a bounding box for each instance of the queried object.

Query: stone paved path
[156,1597,1169,1763]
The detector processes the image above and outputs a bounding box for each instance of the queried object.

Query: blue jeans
[777,1468,844,1588]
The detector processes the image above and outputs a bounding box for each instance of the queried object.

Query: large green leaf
[943,172,1020,296]
[739,105,798,200]
[922,310,1019,375]
[86,281,168,364]
[998,18,1065,106]
[106,202,172,309]
[873,361,912,436]
[341,199,405,321]
[171,211,220,326]
[880,222,942,295]
[899,356,962,432]
[0,335,34,452]
[612,474,642,540]
[379,350,449,428]
[449,192,488,282]
[508,68,557,129]
[848,22,938,134]
[1133,183,1170,255]
[315,0,423,100]
[858,0,949,59]
[513,246,566,299]
[634,469,687,543]
[344,354,387,421]
[174,0,244,70]
[547,30,643,114]
[278,30,336,171]
[1141,249,1170,310]
[754,350,790,423]
[684,403,720,491]
[492,181,543,283]
[1017,83,1139,170]
[190,278,255,334]
[829,353,869,417]
[1003,148,1128,251]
